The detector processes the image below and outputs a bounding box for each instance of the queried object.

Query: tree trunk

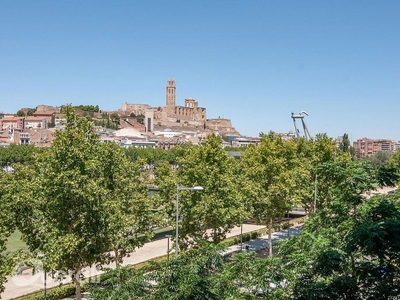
[268,219,273,257]
[114,249,121,288]
[74,269,82,300]
[114,248,120,269]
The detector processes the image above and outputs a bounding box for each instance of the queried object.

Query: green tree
[70,105,100,113]
[124,146,183,166]
[215,251,292,299]
[110,112,120,125]
[241,132,304,256]
[148,243,224,300]
[89,243,226,300]
[295,134,337,213]
[367,151,392,168]
[365,151,399,188]
[26,108,36,116]
[88,266,150,299]
[100,143,154,269]
[339,133,351,153]
[338,133,356,159]
[0,171,17,297]
[318,160,375,222]
[0,144,42,167]
[15,107,123,299]
[278,193,400,299]
[275,155,400,299]
[16,110,25,117]
[174,134,246,249]
[386,150,400,186]
[136,114,145,124]
[153,160,178,230]
[155,135,245,249]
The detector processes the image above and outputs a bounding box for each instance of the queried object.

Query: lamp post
[287,209,290,238]
[165,234,172,261]
[240,222,243,251]
[314,174,318,213]
[176,184,203,258]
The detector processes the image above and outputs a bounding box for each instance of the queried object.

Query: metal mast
[291,111,311,140]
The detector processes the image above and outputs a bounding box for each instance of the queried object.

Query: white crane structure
[291,111,311,140]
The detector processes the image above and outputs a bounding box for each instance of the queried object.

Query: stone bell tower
[166,79,176,115]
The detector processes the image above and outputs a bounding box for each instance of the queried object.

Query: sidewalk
[222,224,302,256]
[1,224,267,299]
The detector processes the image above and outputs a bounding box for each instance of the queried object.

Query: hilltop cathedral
[120,79,239,136]
[121,79,207,131]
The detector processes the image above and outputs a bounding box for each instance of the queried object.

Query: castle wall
[205,118,240,136]
[206,118,233,128]
[154,119,205,129]
[174,106,206,121]
[119,80,238,136]
[36,105,60,113]
[153,106,168,121]
[121,103,152,115]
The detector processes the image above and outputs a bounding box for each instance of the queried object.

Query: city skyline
[1,1,400,141]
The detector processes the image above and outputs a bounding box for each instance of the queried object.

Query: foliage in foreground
[89,243,288,300]
[88,190,400,300]
[279,194,400,299]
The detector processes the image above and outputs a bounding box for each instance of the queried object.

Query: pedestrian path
[222,224,302,256]
[1,224,267,299]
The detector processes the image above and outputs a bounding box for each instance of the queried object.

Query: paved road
[223,224,302,256]
[2,224,272,299]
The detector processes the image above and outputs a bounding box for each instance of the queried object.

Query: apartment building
[0,117,25,131]
[353,137,398,158]
[24,116,48,129]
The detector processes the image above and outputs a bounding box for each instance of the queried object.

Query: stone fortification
[36,105,60,113]
[120,80,240,136]
[205,118,240,136]
[121,103,152,115]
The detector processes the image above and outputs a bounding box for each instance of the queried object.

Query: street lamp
[176,184,203,258]
[314,174,318,213]
[165,234,172,261]
[239,202,244,252]
[240,222,243,251]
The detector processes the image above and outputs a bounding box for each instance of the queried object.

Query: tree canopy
[241,132,307,255]
[0,144,43,167]
[11,107,153,300]
[0,171,17,296]
[2,124,400,299]
[167,133,247,249]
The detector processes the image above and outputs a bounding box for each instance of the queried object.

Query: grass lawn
[4,227,171,254]
[5,230,28,252]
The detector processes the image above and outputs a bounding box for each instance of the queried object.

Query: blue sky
[1,1,399,141]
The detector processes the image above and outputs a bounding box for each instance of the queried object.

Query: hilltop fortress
[120,79,240,136]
